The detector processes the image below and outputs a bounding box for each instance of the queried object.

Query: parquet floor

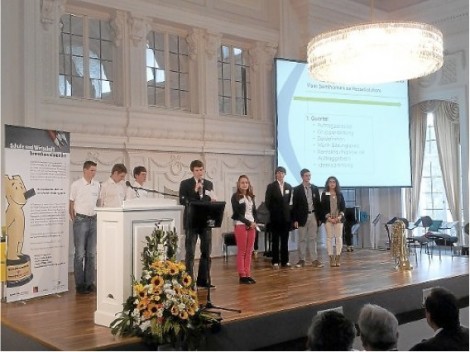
[1,248,468,350]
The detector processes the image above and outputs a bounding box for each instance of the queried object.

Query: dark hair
[307,310,356,351]
[111,163,127,174]
[275,166,286,174]
[300,168,310,177]
[190,160,204,171]
[235,175,255,200]
[425,287,460,330]
[324,176,341,193]
[133,166,147,178]
[83,160,97,170]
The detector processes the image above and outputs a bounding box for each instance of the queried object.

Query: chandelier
[307,22,444,84]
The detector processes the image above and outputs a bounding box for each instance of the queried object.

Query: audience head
[424,287,460,330]
[358,304,398,351]
[307,310,356,351]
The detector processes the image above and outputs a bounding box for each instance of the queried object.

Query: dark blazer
[320,191,346,221]
[291,183,321,226]
[179,177,214,230]
[231,193,258,227]
[410,326,469,351]
[264,181,292,224]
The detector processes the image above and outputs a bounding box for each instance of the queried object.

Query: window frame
[58,8,114,103]
[146,25,190,111]
[218,41,251,117]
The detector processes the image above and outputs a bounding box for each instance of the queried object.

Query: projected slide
[276,59,411,188]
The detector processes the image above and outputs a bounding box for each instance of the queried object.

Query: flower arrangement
[110,227,220,350]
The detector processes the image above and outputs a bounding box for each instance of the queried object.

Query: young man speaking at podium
[179,160,217,289]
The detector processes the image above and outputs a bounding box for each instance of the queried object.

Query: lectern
[94,198,183,327]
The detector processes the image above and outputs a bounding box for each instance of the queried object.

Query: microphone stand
[127,183,178,198]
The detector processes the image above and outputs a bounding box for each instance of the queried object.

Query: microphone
[125,181,140,197]
[198,178,204,197]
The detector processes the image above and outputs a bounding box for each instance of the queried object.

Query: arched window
[418,113,452,220]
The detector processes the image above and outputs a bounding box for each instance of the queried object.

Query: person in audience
[265,166,293,269]
[125,166,149,200]
[292,168,323,268]
[99,163,127,207]
[410,287,469,351]
[178,159,216,289]
[320,176,346,267]
[307,310,356,351]
[69,160,100,294]
[358,304,399,351]
[231,175,259,284]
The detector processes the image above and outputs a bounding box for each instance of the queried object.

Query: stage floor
[1,248,469,350]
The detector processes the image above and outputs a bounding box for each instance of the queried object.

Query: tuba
[391,219,413,270]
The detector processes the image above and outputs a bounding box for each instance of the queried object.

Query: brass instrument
[391,219,413,270]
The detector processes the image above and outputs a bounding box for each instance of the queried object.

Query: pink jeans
[234,224,256,277]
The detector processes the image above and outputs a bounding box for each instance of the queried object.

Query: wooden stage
[1,248,469,350]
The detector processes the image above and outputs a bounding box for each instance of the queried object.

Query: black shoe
[86,284,96,293]
[247,277,256,284]
[239,277,252,284]
[76,285,91,294]
[197,283,216,289]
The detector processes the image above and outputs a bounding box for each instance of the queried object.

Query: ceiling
[349,0,429,12]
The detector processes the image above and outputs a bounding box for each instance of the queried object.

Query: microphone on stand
[126,181,178,198]
[125,181,140,197]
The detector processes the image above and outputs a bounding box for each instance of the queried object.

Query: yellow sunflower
[170,305,179,316]
[179,310,189,320]
[151,275,164,288]
[147,302,159,316]
[182,274,192,287]
[168,265,179,276]
[133,283,147,298]
[137,297,149,311]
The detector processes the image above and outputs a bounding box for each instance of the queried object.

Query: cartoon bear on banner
[4,174,35,287]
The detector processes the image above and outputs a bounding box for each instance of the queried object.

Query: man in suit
[410,287,469,351]
[179,160,216,288]
[265,166,293,268]
[291,168,323,268]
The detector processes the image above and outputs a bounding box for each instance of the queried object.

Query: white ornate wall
[1,0,468,264]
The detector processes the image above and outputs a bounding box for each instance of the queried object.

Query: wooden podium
[94,198,183,327]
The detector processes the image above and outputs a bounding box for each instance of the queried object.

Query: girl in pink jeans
[231,175,259,284]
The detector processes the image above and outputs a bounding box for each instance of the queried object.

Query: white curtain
[405,102,429,223]
[434,101,462,240]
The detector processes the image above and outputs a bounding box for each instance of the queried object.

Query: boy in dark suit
[264,166,293,268]
[179,160,216,288]
[291,168,323,268]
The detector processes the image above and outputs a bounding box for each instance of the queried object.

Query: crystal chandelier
[307,22,444,84]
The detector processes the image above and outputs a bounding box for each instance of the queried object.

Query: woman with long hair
[231,175,258,284]
[320,176,346,267]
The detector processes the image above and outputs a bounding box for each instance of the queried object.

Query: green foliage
[110,227,221,350]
